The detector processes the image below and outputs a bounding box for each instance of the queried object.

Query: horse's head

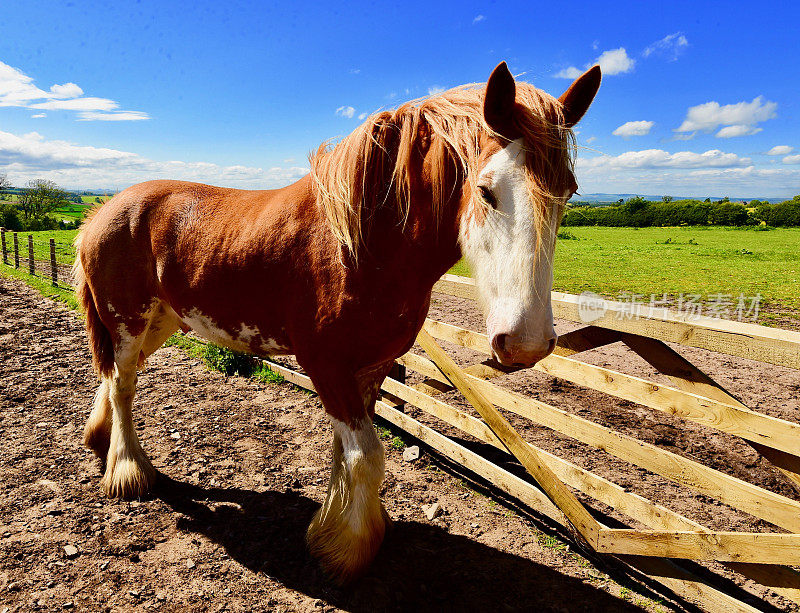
[460,62,600,367]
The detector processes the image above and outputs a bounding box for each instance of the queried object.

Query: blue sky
[1,1,799,197]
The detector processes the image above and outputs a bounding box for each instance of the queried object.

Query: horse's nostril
[492,333,510,354]
[547,337,557,354]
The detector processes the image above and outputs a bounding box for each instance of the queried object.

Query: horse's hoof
[101,457,157,499]
[306,504,389,584]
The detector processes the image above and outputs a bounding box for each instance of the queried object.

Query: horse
[73,61,600,583]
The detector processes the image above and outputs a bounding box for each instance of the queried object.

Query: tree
[625,195,648,213]
[17,179,67,220]
[662,195,673,203]
[0,173,9,193]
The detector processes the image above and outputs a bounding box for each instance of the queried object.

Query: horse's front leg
[305,362,393,584]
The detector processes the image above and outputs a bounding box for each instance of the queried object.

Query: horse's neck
[360,186,463,289]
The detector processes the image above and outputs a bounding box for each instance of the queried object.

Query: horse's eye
[479,186,497,209]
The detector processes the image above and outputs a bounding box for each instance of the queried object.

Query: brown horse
[73,62,600,582]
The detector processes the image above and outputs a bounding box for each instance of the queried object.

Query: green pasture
[452,226,800,317]
[56,203,94,219]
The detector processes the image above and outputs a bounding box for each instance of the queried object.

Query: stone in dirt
[63,545,78,558]
[421,502,441,520]
[186,559,196,569]
[402,445,420,462]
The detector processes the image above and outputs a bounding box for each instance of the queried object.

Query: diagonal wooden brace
[415,328,602,547]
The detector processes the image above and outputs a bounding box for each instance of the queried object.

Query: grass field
[56,203,94,220]
[452,226,800,321]
[5,226,799,323]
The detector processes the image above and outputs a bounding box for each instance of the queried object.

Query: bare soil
[0,274,797,612]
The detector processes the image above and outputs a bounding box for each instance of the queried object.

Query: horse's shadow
[155,477,643,612]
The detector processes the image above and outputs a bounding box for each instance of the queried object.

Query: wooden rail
[434,274,800,369]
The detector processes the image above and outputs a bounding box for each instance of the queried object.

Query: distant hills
[571,193,787,204]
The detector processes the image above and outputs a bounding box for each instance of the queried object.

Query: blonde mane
[310,81,576,258]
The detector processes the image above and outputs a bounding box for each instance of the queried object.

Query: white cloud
[49,82,84,98]
[0,60,147,121]
[335,105,355,118]
[573,148,800,197]
[783,154,800,164]
[585,136,597,144]
[358,112,368,120]
[556,47,634,78]
[676,96,777,137]
[578,149,750,171]
[472,14,485,24]
[612,120,654,137]
[596,48,635,75]
[77,111,149,121]
[0,128,309,190]
[555,66,583,79]
[767,145,793,155]
[31,113,46,119]
[715,124,762,138]
[29,96,118,111]
[428,85,446,95]
[349,68,361,74]
[643,32,689,60]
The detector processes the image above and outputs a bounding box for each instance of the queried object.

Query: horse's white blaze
[330,417,384,534]
[459,138,560,365]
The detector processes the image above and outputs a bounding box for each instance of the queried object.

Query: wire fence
[0,227,77,288]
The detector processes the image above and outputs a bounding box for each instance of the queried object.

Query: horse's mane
[310,81,576,258]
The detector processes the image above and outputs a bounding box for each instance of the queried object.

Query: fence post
[13,232,19,268]
[1,228,6,265]
[50,238,57,286]
[28,234,34,275]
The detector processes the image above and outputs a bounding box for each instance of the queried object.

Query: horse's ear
[483,61,517,136]
[558,65,601,128]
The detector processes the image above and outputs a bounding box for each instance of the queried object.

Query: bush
[562,198,754,228]
[753,197,800,227]
[0,202,22,230]
[202,344,257,376]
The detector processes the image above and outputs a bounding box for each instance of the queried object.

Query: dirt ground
[0,274,797,612]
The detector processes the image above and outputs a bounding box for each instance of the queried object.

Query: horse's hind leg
[84,379,112,462]
[84,303,180,466]
[100,311,162,498]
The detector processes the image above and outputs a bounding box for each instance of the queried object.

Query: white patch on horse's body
[459,138,561,366]
[180,308,288,355]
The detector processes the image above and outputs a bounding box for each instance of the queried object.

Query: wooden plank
[621,557,761,613]
[423,319,800,457]
[381,375,800,603]
[598,528,800,565]
[375,399,565,523]
[50,238,57,286]
[27,234,34,275]
[622,334,800,494]
[433,274,800,369]
[397,350,800,533]
[552,325,623,356]
[375,398,761,613]
[415,328,602,544]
